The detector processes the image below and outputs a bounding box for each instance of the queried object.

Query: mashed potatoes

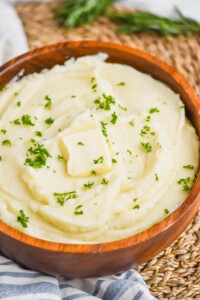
[0,54,199,243]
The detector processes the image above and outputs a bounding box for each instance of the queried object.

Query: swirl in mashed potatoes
[0,54,199,243]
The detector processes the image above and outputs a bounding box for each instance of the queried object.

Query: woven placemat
[15,2,200,299]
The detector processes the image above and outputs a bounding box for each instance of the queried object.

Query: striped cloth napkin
[0,254,156,300]
[0,1,157,299]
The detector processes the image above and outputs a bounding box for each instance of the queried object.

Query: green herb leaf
[74,204,83,215]
[101,178,108,185]
[45,117,54,125]
[13,119,21,125]
[155,173,159,181]
[164,208,169,214]
[77,141,84,146]
[44,95,52,110]
[108,8,200,36]
[25,139,51,169]
[177,177,192,192]
[94,156,104,164]
[0,129,7,134]
[118,104,127,111]
[129,119,135,127]
[17,101,21,107]
[112,158,117,164]
[111,112,118,124]
[2,140,11,146]
[54,191,78,206]
[117,82,125,86]
[149,107,160,114]
[35,131,42,137]
[94,94,115,111]
[101,121,108,137]
[55,0,112,28]
[91,170,96,176]
[140,142,152,153]
[17,210,29,228]
[83,181,94,189]
[21,115,35,126]
[132,205,140,209]
[183,164,194,170]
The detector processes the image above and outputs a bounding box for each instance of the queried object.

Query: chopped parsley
[13,119,21,125]
[0,156,2,161]
[101,178,108,185]
[2,140,11,146]
[45,117,54,125]
[100,122,108,137]
[94,156,104,164]
[91,77,95,83]
[17,210,29,228]
[112,158,117,164]
[57,155,64,161]
[54,191,78,206]
[25,139,51,169]
[0,86,6,92]
[35,131,42,137]
[140,125,155,137]
[21,115,35,126]
[17,101,21,107]
[180,105,185,109]
[155,173,159,181]
[92,84,97,92]
[117,82,125,86]
[118,104,127,111]
[111,112,118,124]
[149,107,160,114]
[183,165,194,170]
[164,208,169,214]
[0,129,6,134]
[177,177,192,192]
[77,141,84,146]
[132,205,140,209]
[146,115,151,122]
[83,181,94,189]
[44,95,52,110]
[71,95,76,98]
[129,119,135,127]
[94,94,115,110]
[140,142,152,153]
[133,198,138,202]
[91,170,96,176]
[74,205,83,215]
[127,149,132,155]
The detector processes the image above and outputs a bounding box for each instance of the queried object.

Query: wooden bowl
[0,41,200,278]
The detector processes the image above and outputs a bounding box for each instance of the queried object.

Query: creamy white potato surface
[0,54,199,243]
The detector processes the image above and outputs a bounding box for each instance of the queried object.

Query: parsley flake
[45,117,54,125]
[83,181,94,189]
[149,107,160,114]
[117,82,125,86]
[54,191,78,206]
[13,119,21,125]
[94,156,104,164]
[21,115,35,126]
[112,158,117,164]
[155,173,159,181]
[94,94,115,111]
[25,139,51,169]
[77,141,84,146]
[132,205,140,209]
[118,104,127,111]
[0,129,6,134]
[129,119,135,127]
[177,177,192,192]
[101,178,108,185]
[91,170,96,176]
[44,95,52,110]
[111,112,118,124]
[2,140,11,146]
[74,205,83,215]
[17,210,29,228]
[183,165,194,170]
[101,122,108,137]
[164,208,169,214]
[17,101,21,107]
[140,142,152,153]
[35,131,42,137]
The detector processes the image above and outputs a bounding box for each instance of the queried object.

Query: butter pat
[60,128,112,177]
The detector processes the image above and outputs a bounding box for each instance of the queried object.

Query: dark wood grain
[0,41,199,277]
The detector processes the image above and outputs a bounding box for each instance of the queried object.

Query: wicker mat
[15,2,200,299]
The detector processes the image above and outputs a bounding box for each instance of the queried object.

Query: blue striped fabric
[0,253,156,300]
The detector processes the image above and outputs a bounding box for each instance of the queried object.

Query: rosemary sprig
[56,0,112,28]
[108,8,200,36]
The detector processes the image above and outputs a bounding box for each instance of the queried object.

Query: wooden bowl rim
[0,40,200,254]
